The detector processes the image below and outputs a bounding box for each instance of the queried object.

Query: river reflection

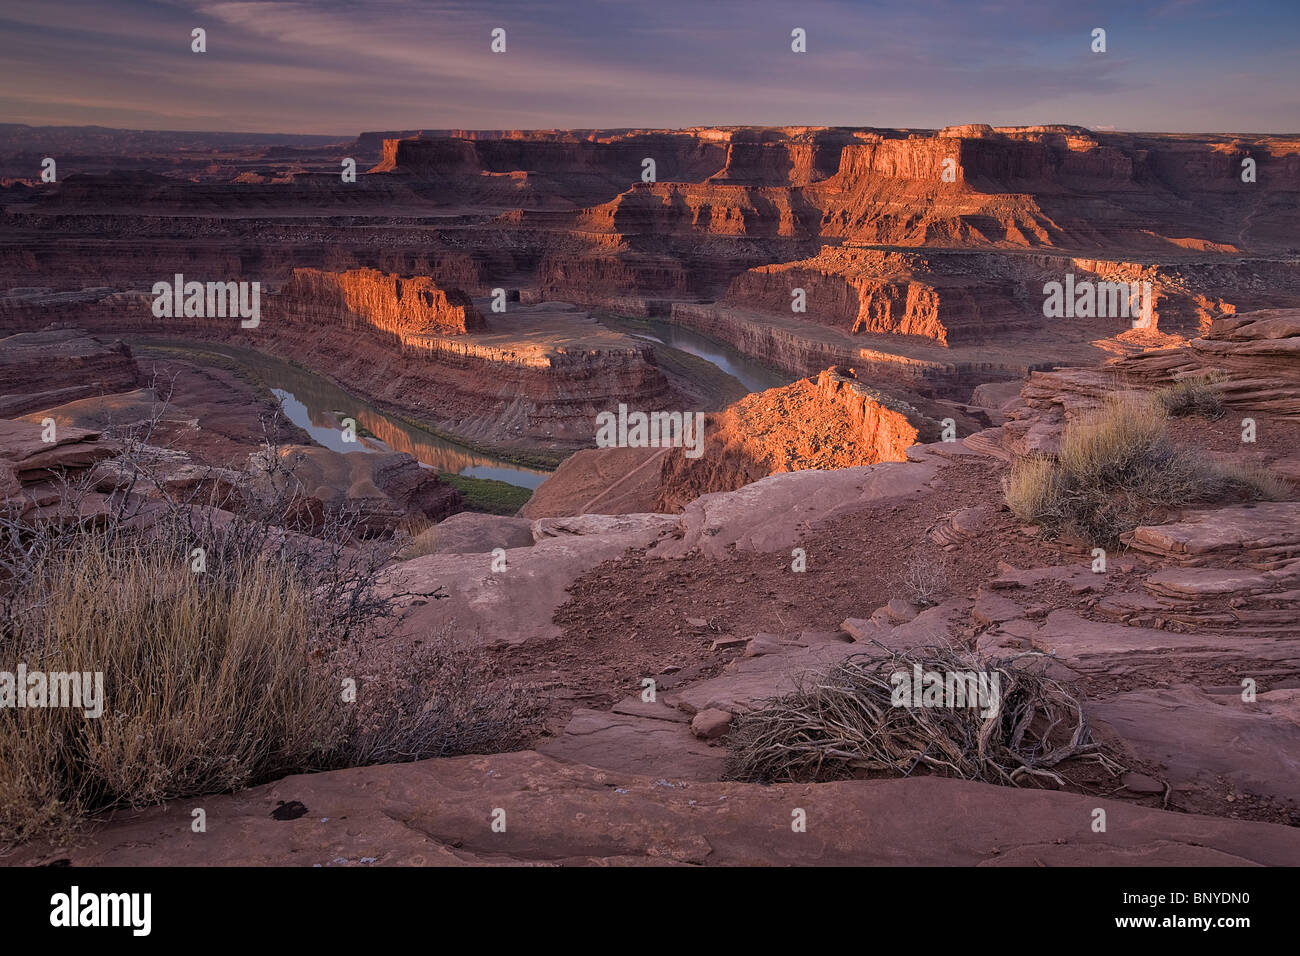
[627,319,794,393]
[220,347,551,490]
[149,331,784,493]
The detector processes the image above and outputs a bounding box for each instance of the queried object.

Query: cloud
[2,0,1296,133]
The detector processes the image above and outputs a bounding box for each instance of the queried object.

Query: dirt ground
[493,419,1300,826]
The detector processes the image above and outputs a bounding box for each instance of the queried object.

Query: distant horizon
[5,120,1299,141]
[2,1,1297,135]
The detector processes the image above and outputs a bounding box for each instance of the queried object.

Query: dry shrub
[1002,455,1063,526]
[1058,393,1169,483]
[726,645,1121,787]
[890,550,950,607]
[1003,394,1287,546]
[1155,373,1227,420]
[1209,459,1293,501]
[338,628,542,766]
[0,419,538,847]
[0,525,345,844]
[393,524,441,561]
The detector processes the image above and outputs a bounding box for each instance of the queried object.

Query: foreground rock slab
[1094,686,1300,811]
[13,751,1300,867]
[653,459,940,559]
[384,513,678,645]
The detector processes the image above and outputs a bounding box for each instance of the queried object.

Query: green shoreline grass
[437,472,534,515]
[128,337,568,470]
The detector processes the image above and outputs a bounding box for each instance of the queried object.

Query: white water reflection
[633,320,793,392]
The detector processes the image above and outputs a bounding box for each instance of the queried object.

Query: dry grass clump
[726,645,1120,787]
[1057,393,1169,481]
[0,524,344,843]
[1002,455,1062,526]
[394,523,441,561]
[1155,372,1227,420]
[1208,460,1293,501]
[0,420,539,847]
[1004,394,1286,546]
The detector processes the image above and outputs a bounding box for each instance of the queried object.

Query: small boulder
[972,591,1022,626]
[690,708,733,740]
[1122,773,1166,795]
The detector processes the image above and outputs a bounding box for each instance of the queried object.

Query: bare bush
[337,628,543,766]
[726,645,1122,787]
[890,551,950,607]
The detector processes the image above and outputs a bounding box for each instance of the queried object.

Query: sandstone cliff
[277,267,486,337]
[519,367,985,516]
[653,367,979,511]
[0,328,140,417]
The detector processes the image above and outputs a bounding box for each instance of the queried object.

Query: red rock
[1096,687,1300,814]
[0,329,139,416]
[407,512,535,555]
[250,445,460,535]
[278,267,486,336]
[13,752,1300,867]
[710,636,748,651]
[539,709,726,780]
[690,708,733,739]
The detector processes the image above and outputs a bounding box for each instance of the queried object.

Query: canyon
[6,306,1300,867]
[4,124,1299,448]
[2,123,1300,868]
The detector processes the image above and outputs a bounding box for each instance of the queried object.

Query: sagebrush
[0,409,538,846]
[1003,394,1286,545]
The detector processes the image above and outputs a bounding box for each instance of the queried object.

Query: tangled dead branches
[726,643,1123,788]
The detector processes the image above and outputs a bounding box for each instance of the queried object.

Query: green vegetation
[132,341,285,407]
[127,337,568,470]
[440,472,534,515]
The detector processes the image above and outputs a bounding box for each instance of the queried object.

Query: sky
[1,0,1297,136]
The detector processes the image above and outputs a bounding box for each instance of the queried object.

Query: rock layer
[277,268,487,337]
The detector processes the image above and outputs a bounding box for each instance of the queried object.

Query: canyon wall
[277,267,487,337]
[6,123,1300,465]
[0,328,141,417]
[668,301,1051,391]
[373,131,730,207]
[0,276,675,456]
[516,365,987,516]
[718,249,1037,345]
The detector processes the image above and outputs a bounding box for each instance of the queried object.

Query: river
[623,318,794,393]
[174,344,553,490]
[148,325,789,492]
